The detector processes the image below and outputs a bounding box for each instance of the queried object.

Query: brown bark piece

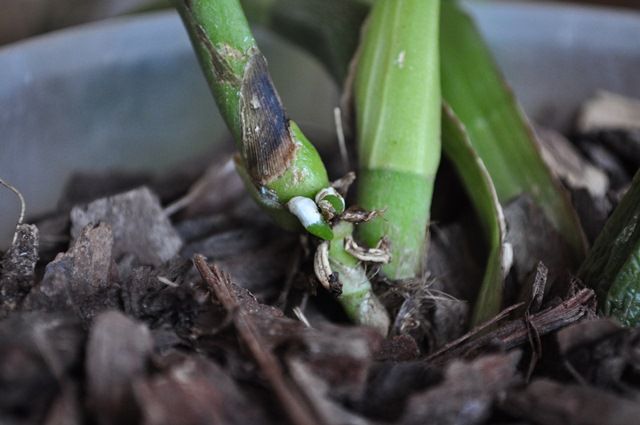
[121,258,200,330]
[504,194,579,285]
[287,358,372,425]
[86,310,152,425]
[194,255,324,425]
[182,224,297,301]
[135,355,266,425]
[70,187,182,268]
[0,312,84,424]
[537,126,609,198]
[557,318,640,396]
[0,223,39,316]
[577,91,640,133]
[359,361,443,421]
[504,378,640,425]
[22,222,120,322]
[288,324,382,401]
[401,352,521,425]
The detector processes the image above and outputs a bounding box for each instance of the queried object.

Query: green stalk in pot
[238,2,585,263]
[354,0,441,281]
[175,0,332,239]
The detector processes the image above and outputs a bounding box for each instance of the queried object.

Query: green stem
[176,0,332,238]
[176,0,254,142]
[329,221,390,334]
[354,0,441,280]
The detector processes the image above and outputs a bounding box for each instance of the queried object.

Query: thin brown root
[0,179,26,244]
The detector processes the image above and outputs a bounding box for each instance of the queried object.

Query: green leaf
[579,170,640,326]
[440,0,585,259]
[442,104,508,326]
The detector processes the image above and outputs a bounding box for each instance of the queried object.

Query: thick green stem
[357,170,433,280]
[176,0,254,142]
[354,0,441,280]
[176,0,332,238]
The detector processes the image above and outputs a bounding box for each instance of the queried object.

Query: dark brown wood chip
[86,310,152,425]
[70,187,182,269]
[22,222,120,323]
[0,223,39,316]
[504,378,640,425]
[194,255,325,425]
[401,352,522,425]
[134,355,266,425]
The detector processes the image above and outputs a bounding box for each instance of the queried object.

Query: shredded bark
[426,286,596,365]
[1,121,638,424]
[504,378,640,425]
[70,187,182,270]
[401,352,522,425]
[194,254,326,425]
[22,222,120,324]
[86,311,152,425]
[0,224,38,316]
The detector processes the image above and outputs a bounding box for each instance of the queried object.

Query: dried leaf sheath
[240,51,296,185]
[179,1,296,185]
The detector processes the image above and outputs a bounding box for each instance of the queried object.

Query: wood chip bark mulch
[1,138,640,425]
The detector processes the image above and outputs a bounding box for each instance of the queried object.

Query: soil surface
[1,126,640,425]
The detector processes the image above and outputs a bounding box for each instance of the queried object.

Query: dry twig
[193,254,325,425]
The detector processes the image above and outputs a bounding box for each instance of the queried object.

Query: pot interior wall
[1,3,639,248]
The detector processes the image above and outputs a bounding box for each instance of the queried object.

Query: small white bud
[287,196,323,228]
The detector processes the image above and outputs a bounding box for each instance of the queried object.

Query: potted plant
[1,1,640,423]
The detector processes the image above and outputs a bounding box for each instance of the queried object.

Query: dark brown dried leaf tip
[240,51,296,185]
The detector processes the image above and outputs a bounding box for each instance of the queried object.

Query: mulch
[2,126,640,425]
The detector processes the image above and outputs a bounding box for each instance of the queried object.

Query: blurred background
[0,0,167,45]
[0,0,637,46]
[1,0,638,250]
